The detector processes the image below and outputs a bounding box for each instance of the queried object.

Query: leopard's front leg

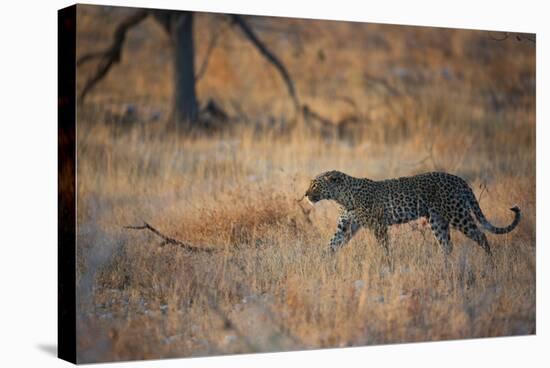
[329,210,361,252]
[354,206,393,269]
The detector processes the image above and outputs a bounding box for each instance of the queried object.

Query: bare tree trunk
[171,12,199,127]
[78,11,309,132]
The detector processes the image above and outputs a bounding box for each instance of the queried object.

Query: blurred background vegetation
[76,5,535,145]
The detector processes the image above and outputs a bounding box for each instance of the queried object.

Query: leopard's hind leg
[453,214,492,256]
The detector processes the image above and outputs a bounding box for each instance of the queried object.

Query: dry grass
[74,5,535,363]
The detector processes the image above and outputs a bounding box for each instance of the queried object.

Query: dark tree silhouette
[151,10,199,124]
[78,10,301,129]
[172,14,199,123]
[77,9,149,102]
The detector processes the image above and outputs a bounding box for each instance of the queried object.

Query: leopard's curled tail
[467,191,521,234]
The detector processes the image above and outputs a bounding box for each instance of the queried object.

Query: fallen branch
[124,222,218,253]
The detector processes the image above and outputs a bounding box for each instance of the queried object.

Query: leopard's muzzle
[305,189,321,203]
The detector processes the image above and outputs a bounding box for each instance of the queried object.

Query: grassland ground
[75,119,535,363]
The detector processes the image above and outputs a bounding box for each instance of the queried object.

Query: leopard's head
[305,171,348,203]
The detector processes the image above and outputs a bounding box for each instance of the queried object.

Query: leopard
[304,170,520,257]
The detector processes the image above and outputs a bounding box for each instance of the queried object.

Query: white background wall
[0,0,546,366]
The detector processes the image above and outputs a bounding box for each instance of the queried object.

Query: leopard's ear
[325,172,342,183]
[323,172,334,181]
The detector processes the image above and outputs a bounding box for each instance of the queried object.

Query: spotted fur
[304,170,520,256]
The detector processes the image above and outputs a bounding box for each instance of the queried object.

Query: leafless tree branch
[231,15,300,111]
[77,9,149,102]
[124,222,218,253]
[195,18,229,81]
[488,31,536,44]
